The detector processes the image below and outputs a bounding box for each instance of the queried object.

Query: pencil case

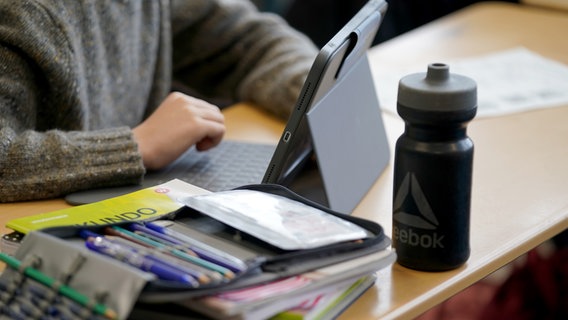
[2,183,395,319]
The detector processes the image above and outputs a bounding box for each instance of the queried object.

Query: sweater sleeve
[170,0,318,119]
[0,127,144,202]
[0,5,145,202]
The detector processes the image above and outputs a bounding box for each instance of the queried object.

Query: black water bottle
[392,63,477,271]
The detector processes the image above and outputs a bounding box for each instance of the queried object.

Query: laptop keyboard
[144,140,276,191]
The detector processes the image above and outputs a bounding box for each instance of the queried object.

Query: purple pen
[138,222,247,274]
[84,236,199,287]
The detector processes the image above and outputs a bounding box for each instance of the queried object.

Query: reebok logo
[394,172,438,229]
[393,172,445,248]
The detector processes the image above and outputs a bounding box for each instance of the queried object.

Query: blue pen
[130,223,246,274]
[111,226,235,279]
[105,235,217,284]
[129,223,195,252]
[145,222,248,273]
[84,236,199,287]
[81,229,214,284]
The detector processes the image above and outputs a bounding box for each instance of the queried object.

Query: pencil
[0,252,118,320]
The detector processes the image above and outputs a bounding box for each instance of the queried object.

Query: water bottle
[392,63,477,271]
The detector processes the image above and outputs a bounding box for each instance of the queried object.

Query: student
[0,0,318,202]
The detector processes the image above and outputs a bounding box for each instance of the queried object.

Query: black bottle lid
[397,63,477,125]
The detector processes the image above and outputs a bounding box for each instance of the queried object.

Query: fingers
[170,92,225,125]
[172,93,225,151]
[196,120,225,151]
[132,92,226,170]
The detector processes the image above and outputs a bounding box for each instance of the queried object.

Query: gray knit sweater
[0,0,317,202]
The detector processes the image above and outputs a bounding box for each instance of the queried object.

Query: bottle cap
[397,63,477,124]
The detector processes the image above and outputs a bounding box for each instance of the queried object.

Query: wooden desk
[342,2,568,319]
[1,2,567,319]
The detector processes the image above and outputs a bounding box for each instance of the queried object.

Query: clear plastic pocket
[181,190,370,251]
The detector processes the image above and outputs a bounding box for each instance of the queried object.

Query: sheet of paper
[375,47,568,118]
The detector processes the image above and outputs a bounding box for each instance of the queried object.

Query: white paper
[375,47,568,118]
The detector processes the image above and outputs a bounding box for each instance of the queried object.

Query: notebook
[65,0,390,213]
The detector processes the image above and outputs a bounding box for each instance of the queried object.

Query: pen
[129,223,198,256]
[84,236,199,287]
[104,235,215,284]
[145,221,248,273]
[0,252,118,320]
[125,231,225,283]
[103,226,224,281]
[81,229,216,284]
[102,227,157,249]
[111,226,235,279]
[132,222,246,273]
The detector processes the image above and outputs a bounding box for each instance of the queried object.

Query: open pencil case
[2,183,395,319]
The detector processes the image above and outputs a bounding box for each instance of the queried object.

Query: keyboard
[64,140,276,205]
[144,140,276,191]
